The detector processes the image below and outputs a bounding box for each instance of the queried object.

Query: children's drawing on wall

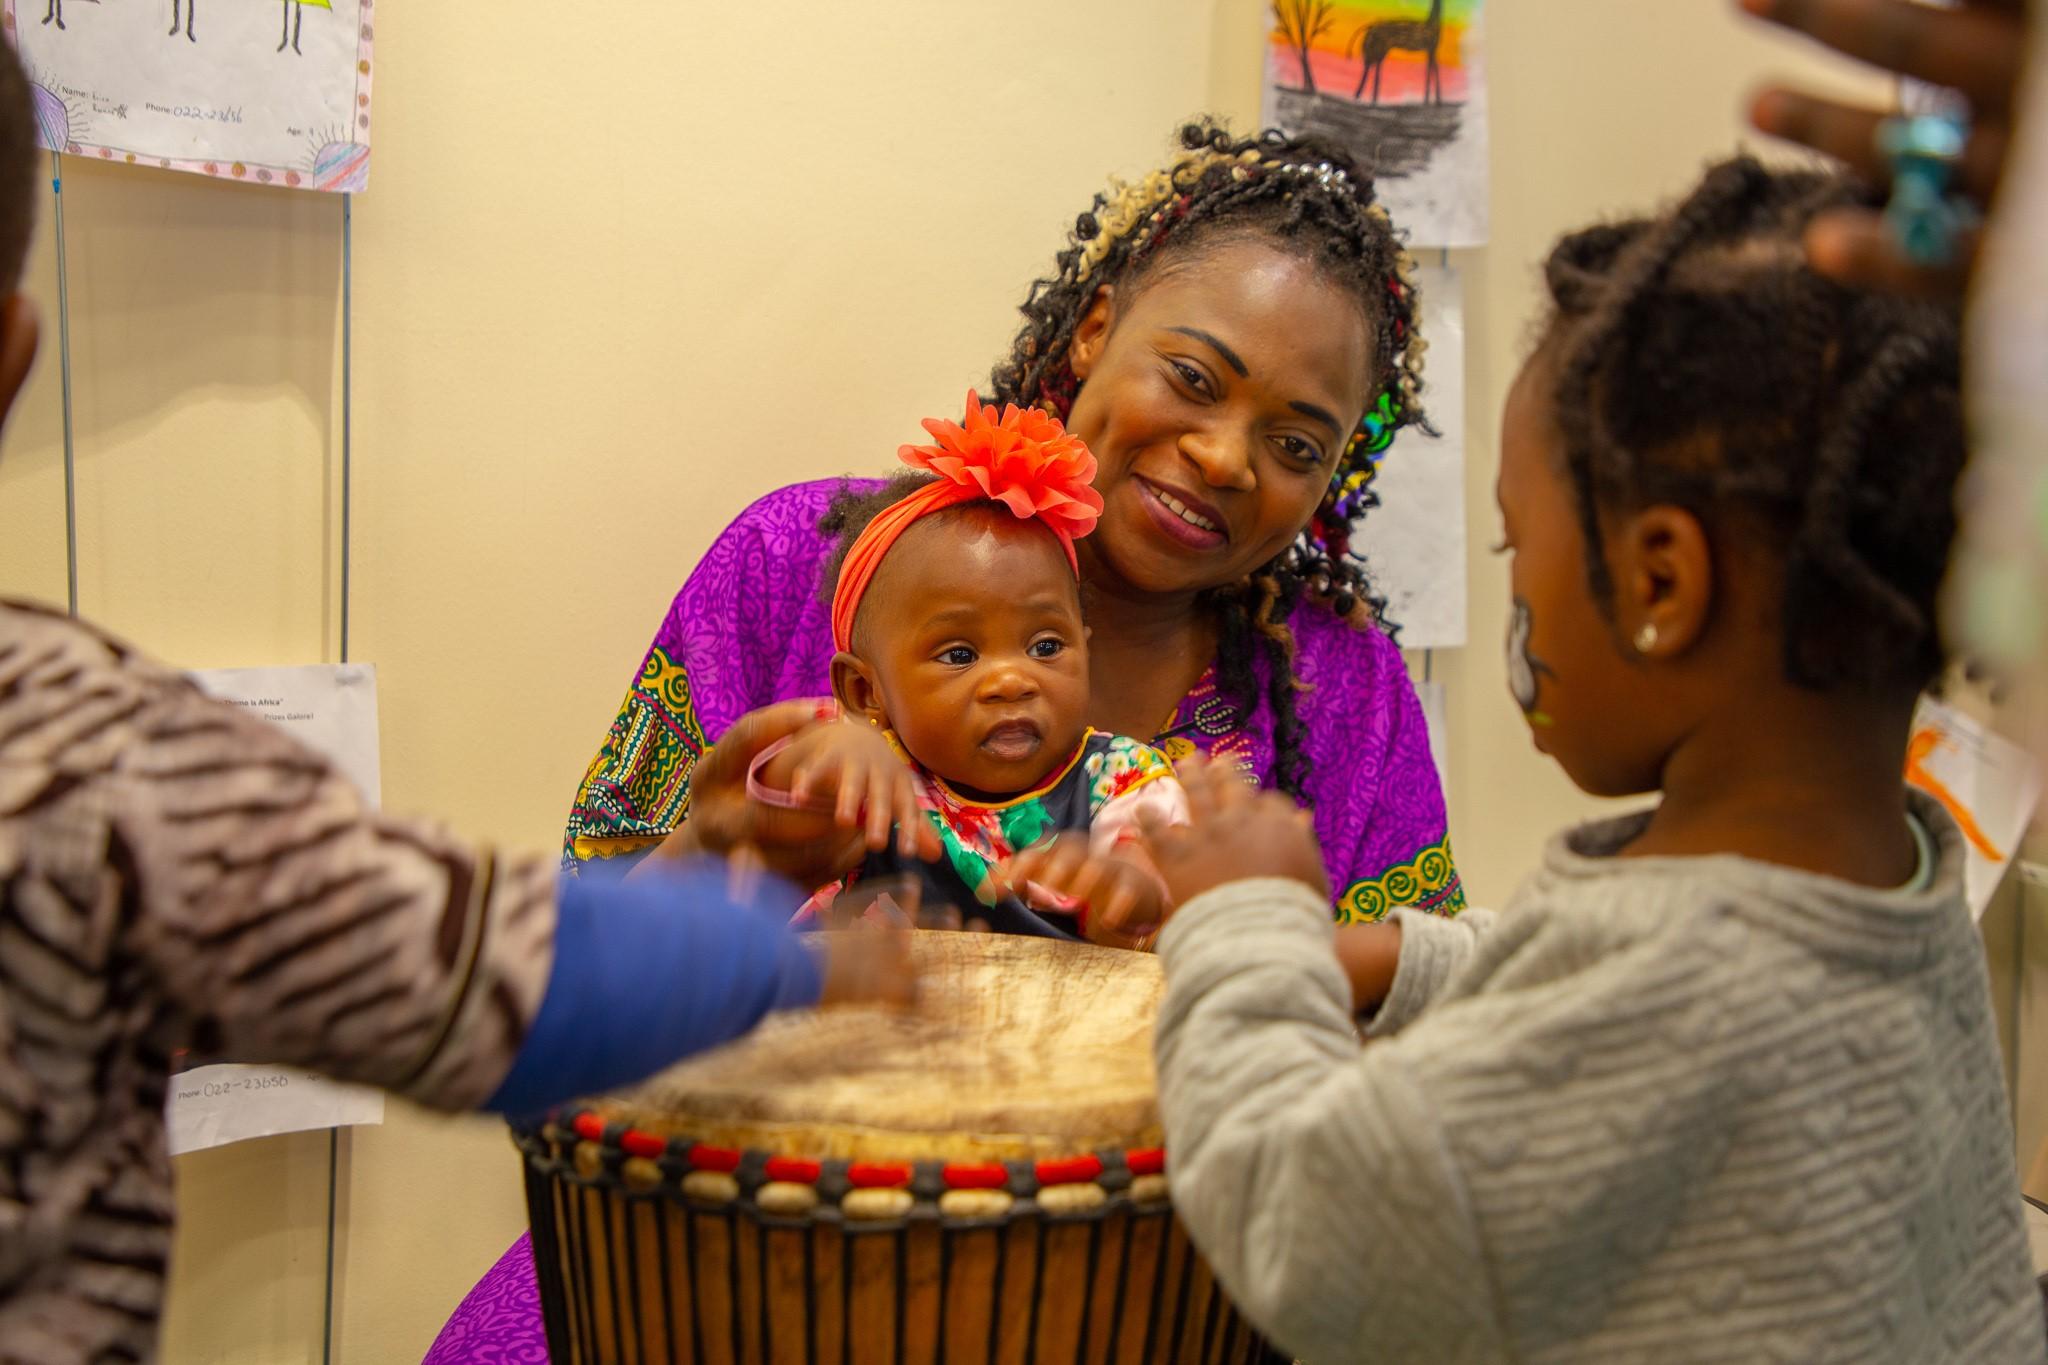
[1904,697,2041,921]
[1262,0,1489,246]
[37,0,95,36]
[1356,263,1468,648]
[161,0,332,53]
[3,0,371,190]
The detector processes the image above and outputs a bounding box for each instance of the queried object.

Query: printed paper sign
[168,663,386,1151]
[167,1064,381,1157]
[191,662,381,803]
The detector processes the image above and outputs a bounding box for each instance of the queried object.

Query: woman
[567,120,1461,921]
[426,120,1462,1357]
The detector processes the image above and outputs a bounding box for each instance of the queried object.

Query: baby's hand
[1139,756,1329,907]
[998,836,1169,950]
[757,719,940,861]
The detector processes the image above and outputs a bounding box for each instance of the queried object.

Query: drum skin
[513,933,1281,1364]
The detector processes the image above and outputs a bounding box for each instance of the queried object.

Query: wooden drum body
[513,933,1276,1364]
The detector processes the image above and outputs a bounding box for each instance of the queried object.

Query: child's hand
[1741,0,2025,296]
[998,837,1170,950]
[758,719,941,862]
[1334,921,1403,1013]
[1139,755,1330,908]
[814,927,918,1010]
[633,700,863,888]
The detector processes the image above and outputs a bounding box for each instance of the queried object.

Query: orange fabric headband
[830,391,1104,653]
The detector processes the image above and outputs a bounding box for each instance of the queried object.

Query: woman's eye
[1029,638,1065,659]
[938,647,976,666]
[1274,435,1324,467]
[1169,361,1209,395]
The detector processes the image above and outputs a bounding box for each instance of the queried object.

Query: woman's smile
[1132,474,1229,550]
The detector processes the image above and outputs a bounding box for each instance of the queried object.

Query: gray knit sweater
[1156,791,2044,1363]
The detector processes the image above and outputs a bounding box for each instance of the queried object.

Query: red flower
[899,391,1103,543]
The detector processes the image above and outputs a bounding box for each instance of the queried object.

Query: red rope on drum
[847,1162,914,1188]
[688,1143,742,1173]
[565,1120,1166,1196]
[1034,1155,1104,1187]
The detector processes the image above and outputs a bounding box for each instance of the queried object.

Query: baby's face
[851,513,1090,799]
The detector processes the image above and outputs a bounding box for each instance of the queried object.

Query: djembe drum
[513,932,1279,1364]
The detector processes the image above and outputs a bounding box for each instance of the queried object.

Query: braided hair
[980,119,1429,800]
[1541,156,1965,693]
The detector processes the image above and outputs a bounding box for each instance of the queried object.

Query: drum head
[590,932,1164,1161]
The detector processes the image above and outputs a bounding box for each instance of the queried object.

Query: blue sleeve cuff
[485,858,821,1116]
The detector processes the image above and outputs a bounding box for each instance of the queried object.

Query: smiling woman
[558,122,1462,930]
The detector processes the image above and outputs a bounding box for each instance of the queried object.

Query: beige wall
[0,2,1964,1361]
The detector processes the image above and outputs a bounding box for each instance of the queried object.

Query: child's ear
[1067,286,1116,382]
[829,651,889,727]
[1617,505,1712,661]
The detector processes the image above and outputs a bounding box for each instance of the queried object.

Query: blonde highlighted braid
[985,119,1430,802]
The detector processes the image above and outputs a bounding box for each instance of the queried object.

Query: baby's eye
[938,646,977,667]
[1029,638,1065,659]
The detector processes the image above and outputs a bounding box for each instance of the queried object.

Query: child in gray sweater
[1145,160,2046,1363]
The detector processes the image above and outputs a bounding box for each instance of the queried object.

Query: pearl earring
[1634,623,1659,654]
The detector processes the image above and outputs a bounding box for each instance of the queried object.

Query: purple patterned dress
[421,479,1461,1361]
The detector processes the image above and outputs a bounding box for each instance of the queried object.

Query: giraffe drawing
[277,0,330,53]
[1354,0,1446,106]
[41,0,98,32]
[164,0,330,50]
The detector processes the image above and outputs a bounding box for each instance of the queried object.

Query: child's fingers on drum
[918,902,963,932]
[1176,757,1249,822]
[892,773,929,859]
[863,764,898,850]
[1096,875,1155,937]
[818,928,918,1008]
[1134,806,1188,860]
[1062,852,1109,905]
[1037,839,1099,899]
[996,836,1061,890]
[725,840,768,902]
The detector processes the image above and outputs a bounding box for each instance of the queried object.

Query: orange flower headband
[830,392,1104,653]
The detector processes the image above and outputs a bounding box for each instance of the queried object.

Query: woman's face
[1063,240,1374,598]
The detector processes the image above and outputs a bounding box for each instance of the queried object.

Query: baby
[749,393,1188,946]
